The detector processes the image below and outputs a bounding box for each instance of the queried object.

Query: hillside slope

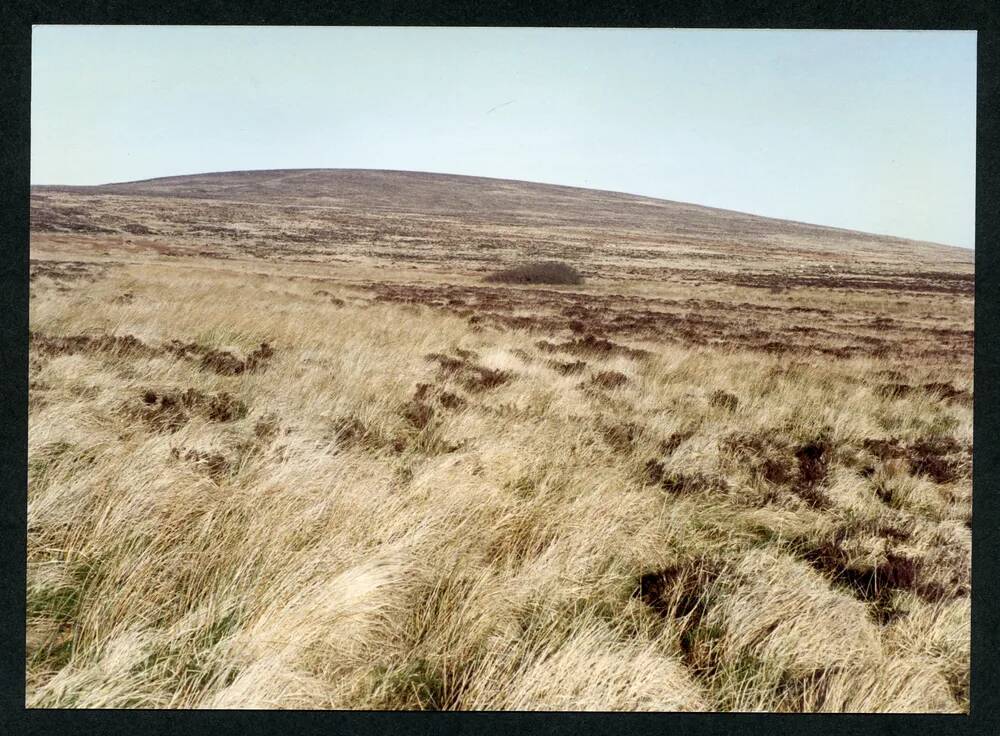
[27,167,973,711]
[32,169,971,267]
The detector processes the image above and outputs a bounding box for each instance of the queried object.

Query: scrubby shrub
[484,261,584,285]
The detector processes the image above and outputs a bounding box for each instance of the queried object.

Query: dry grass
[26,174,972,711]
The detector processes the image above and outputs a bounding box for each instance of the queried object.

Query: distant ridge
[32,168,968,256]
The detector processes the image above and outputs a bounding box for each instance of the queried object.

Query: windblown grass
[27,255,971,712]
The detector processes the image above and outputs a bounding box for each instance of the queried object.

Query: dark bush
[709,390,739,412]
[484,261,584,285]
[591,370,630,389]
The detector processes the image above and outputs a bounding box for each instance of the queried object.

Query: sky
[31,27,977,248]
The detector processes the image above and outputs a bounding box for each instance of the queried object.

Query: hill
[32,169,971,266]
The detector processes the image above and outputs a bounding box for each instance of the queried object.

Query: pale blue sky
[32,27,976,248]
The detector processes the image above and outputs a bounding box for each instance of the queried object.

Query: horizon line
[30,166,973,251]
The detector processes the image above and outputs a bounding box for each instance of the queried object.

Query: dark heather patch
[775,668,833,711]
[644,461,720,495]
[30,332,158,359]
[135,392,188,432]
[793,440,832,508]
[204,393,248,422]
[462,367,512,392]
[413,382,466,410]
[602,422,644,453]
[875,369,907,382]
[875,383,913,399]
[331,416,383,450]
[244,342,275,372]
[920,382,972,405]
[795,441,829,485]
[837,517,916,547]
[874,380,971,405]
[634,563,717,617]
[759,341,789,354]
[876,524,914,543]
[875,436,970,484]
[862,438,908,461]
[760,458,794,485]
[30,259,109,283]
[804,544,919,608]
[424,353,466,374]
[132,388,247,431]
[197,342,274,376]
[349,277,969,361]
[795,521,966,623]
[402,400,434,430]
[914,436,963,455]
[632,559,722,667]
[163,339,209,359]
[535,334,649,360]
[721,432,795,487]
[424,351,513,393]
[199,349,246,376]
[709,390,739,412]
[720,433,767,456]
[253,415,280,443]
[438,391,466,410]
[873,480,896,506]
[658,431,694,457]
[548,359,588,375]
[591,371,629,389]
[909,450,962,484]
[174,449,230,481]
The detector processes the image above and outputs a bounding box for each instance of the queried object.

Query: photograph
[26,26,975,711]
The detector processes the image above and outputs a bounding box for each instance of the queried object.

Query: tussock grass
[27,258,971,711]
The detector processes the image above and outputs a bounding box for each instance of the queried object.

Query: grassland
[27,170,973,711]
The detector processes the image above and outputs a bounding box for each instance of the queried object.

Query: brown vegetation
[27,170,972,712]
[484,260,584,285]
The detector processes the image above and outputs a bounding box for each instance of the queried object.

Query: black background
[2,2,997,734]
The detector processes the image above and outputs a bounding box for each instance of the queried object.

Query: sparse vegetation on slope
[27,259,971,711]
[26,171,972,712]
